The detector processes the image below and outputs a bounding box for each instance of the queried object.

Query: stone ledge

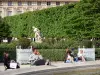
[0,60,100,75]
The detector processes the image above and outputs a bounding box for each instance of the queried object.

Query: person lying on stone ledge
[29,48,50,66]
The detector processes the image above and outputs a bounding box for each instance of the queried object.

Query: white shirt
[67,55,71,59]
[78,52,83,57]
[29,53,43,61]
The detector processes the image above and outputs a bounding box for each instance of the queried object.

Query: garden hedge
[0,48,100,62]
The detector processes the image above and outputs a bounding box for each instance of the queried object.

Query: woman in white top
[66,50,74,63]
[77,50,86,62]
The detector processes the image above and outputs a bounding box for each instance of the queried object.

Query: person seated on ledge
[3,52,10,70]
[29,48,50,66]
[77,50,86,62]
[65,49,74,63]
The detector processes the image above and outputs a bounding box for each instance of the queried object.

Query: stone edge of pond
[17,64,100,75]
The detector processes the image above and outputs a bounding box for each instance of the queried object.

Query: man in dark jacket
[3,52,10,70]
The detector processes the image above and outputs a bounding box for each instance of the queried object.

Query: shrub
[18,37,31,49]
[7,41,17,48]
[0,41,16,49]
[31,38,79,49]
[39,49,66,61]
[0,48,100,62]
[80,40,93,48]
[31,42,52,49]
[0,44,16,62]
[95,40,100,48]
[32,38,99,49]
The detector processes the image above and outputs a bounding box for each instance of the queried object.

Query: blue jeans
[74,57,78,62]
[66,60,71,63]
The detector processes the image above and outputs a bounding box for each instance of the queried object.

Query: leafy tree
[3,0,100,42]
[0,17,10,41]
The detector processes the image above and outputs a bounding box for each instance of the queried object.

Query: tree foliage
[0,17,10,39]
[3,0,100,40]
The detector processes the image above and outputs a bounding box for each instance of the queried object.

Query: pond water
[54,68,100,75]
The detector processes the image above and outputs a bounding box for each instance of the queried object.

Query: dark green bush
[0,47,100,62]
[40,48,100,61]
[0,41,17,48]
[31,38,79,49]
[7,41,17,48]
[79,40,93,48]
[18,37,31,49]
[39,49,66,61]
[0,48,16,62]
[95,48,100,59]
[95,40,100,48]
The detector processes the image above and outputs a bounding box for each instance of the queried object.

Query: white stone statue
[32,26,42,43]
[12,37,18,41]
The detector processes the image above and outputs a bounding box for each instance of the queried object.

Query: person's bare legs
[82,56,86,62]
[71,57,74,63]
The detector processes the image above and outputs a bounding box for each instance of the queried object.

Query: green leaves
[3,0,100,41]
[0,17,10,39]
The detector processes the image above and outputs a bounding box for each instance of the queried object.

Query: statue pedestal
[35,39,42,43]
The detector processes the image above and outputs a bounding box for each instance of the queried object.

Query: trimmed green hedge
[0,48,16,62]
[39,49,66,61]
[0,48,66,62]
[95,48,100,59]
[0,48,100,62]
